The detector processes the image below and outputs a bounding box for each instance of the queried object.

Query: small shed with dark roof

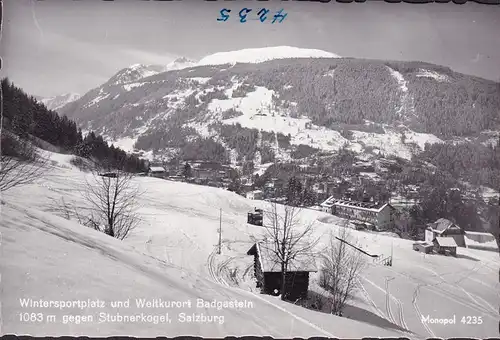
[247,242,317,301]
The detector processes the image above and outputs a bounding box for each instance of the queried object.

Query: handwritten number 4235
[217,8,287,23]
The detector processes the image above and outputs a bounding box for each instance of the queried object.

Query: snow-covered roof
[464,231,496,244]
[149,166,165,172]
[247,243,318,273]
[434,218,454,231]
[434,237,458,248]
[427,218,460,233]
[320,196,392,213]
[413,241,433,248]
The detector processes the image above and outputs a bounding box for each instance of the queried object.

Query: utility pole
[218,208,222,254]
[390,241,394,266]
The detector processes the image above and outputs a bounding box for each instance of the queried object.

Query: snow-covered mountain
[106,64,170,86]
[58,46,500,164]
[197,46,341,66]
[106,58,197,86]
[104,47,339,87]
[40,93,81,111]
[167,56,197,70]
[42,58,197,111]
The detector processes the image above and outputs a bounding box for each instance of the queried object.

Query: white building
[246,190,264,200]
[320,196,396,231]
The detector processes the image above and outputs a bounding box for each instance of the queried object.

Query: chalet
[433,237,458,256]
[148,166,166,178]
[247,242,317,301]
[320,196,396,231]
[246,190,264,200]
[425,218,465,247]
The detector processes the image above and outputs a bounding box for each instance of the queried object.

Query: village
[142,157,399,202]
[141,158,497,305]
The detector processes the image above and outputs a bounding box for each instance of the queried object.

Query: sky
[1,0,499,98]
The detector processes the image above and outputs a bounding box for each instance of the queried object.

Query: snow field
[1,151,498,338]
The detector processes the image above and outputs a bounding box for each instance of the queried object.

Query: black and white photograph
[1,0,499,338]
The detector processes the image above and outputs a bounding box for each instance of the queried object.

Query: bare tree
[82,167,142,240]
[0,132,49,192]
[262,202,320,301]
[319,223,366,315]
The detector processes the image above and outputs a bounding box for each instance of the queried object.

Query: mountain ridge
[59,51,499,167]
[40,93,81,111]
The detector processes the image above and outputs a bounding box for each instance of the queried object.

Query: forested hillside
[420,141,500,190]
[60,58,500,141]
[1,78,147,172]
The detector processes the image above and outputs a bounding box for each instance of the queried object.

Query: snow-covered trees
[1,78,147,174]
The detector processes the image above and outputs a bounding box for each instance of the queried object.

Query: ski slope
[1,151,498,338]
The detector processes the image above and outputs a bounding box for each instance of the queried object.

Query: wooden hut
[433,237,458,256]
[148,166,167,178]
[247,242,317,301]
[247,208,263,226]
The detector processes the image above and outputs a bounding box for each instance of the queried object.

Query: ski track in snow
[361,276,408,331]
[381,263,498,321]
[416,264,498,315]
[412,286,436,338]
[357,279,387,319]
[3,151,499,338]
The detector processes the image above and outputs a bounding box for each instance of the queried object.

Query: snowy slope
[198,84,442,160]
[2,151,498,338]
[3,202,403,337]
[198,46,340,66]
[416,69,451,82]
[2,153,406,338]
[41,93,81,111]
